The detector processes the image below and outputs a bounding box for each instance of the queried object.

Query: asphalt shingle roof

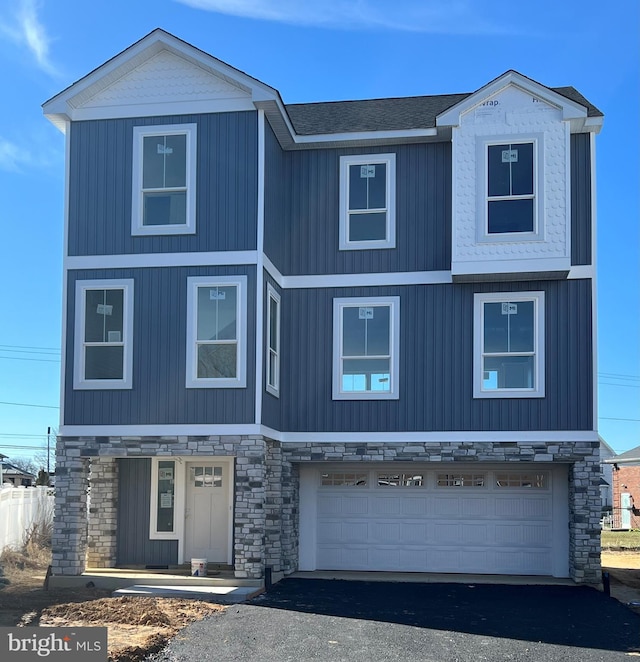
[285,87,602,136]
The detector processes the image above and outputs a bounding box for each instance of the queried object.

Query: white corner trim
[65,251,258,270]
[263,255,284,288]
[567,265,594,279]
[255,109,266,422]
[590,132,599,432]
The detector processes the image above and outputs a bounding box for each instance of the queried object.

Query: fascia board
[43,29,280,126]
[436,71,587,127]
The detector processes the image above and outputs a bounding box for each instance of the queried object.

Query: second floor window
[266,284,280,397]
[339,154,396,250]
[486,142,535,234]
[333,296,400,400]
[74,279,134,390]
[132,124,197,236]
[186,276,247,388]
[474,291,545,398]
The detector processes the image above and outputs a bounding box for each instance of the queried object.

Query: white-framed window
[339,153,396,250]
[149,458,184,540]
[436,473,486,488]
[333,296,400,400]
[477,137,544,241]
[474,291,545,398]
[186,275,247,389]
[132,123,197,236]
[73,279,134,390]
[320,472,368,487]
[266,283,280,397]
[495,472,549,489]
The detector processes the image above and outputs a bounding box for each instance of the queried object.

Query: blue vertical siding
[571,133,592,266]
[64,266,256,426]
[279,279,592,432]
[262,138,451,276]
[116,458,177,566]
[264,121,288,272]
[68,112,258,256]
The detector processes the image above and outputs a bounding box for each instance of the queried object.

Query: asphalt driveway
[149,578,640,661]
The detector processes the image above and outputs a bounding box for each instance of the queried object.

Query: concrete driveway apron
[148,578,640,661]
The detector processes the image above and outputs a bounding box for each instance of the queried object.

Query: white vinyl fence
[0,486,54,552]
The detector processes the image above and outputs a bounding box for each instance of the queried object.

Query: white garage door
[299,465,568,577]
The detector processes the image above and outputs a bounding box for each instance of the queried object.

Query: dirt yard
[0,544,224,662]
[1,543,640,662]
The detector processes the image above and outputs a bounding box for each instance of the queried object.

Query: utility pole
[47,427,51,474]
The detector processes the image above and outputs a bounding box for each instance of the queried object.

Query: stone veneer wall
[280,440,602,584]
[54,436,601,584]
[86,458,118,568]
[54,435,272,579]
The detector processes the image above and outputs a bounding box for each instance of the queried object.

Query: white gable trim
[43,29,280,130]
[436,71,587,127]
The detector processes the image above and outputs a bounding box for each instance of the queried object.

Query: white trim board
[58,423,599,443]
[65,251,258,270]
[66,252,592,284]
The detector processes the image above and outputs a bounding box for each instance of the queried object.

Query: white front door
[184,461,230,563]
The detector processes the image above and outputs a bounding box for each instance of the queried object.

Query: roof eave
[435,70,588,128]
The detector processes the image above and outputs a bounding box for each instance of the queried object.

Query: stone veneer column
[264,440,283,574]
[280,461,299,574]
[52,439,89,575]
[568,445,602,584]
[86,458,118,568]
[233,436,267,579]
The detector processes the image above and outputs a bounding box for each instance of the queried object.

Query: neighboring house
[42,29,603,584]
[605,445,640,529]
[0,461,36,487]
[600,436,615,510]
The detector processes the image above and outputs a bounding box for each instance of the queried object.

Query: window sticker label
[107,331,121,343]
[209,289,226,300]
[157,144,173,155]
[358,307,374,319]
[360,165,376,178]
[158,468,174,480]
[160,492,173,508]
[501,303,518,315]
[501,149,519,163]
[96,304,113,316]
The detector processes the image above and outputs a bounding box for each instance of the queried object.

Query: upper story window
[132,123,197,236]
[487,142,535,235]
[473,291,545,399]
[266,284,281,397]
[186,276,247,389]
[339,154,396,250]
[74,279,134,390]
[333,296,400,400]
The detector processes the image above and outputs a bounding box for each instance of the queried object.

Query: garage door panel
[318,495,369,515]
[495,523,552,546]
[401,497,430,516]
[311,466,559,576]
[371,496,402,515]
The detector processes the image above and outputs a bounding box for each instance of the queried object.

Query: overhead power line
[0,356,60,364]
[599,416,640,423]
[0,400,59,410]
[0,344,60,352]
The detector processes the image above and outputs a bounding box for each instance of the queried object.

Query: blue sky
[0,0,637,463]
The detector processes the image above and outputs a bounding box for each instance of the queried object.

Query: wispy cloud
[0,136,61,173]
[0,0,58,75]
[176,0,509,35]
